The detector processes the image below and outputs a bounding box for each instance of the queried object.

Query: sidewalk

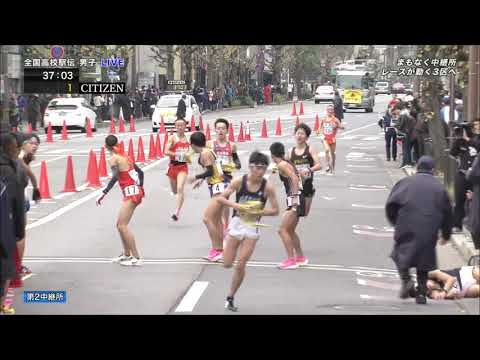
[402,166,478,263]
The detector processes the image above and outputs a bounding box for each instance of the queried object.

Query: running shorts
[286,193,306,217]
[122,185,145,205]
[167,163,188,180]
[324,136,336,145]
[302,179,315,198]
[228,216,260,241]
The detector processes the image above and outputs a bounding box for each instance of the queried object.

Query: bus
[335,69,375,113]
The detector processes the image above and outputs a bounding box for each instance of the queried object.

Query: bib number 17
[124,185,140,197]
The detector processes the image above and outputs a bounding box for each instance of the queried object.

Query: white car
[44,97,97,133]
[151,94,200,132]
[314,85,335,103]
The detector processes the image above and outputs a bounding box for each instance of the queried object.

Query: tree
[150,45,175,79]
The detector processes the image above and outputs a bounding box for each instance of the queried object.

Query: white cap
[455,99,463,105]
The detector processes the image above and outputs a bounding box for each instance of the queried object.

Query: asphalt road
[13,95,480,315]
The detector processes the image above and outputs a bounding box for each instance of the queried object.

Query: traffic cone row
[39,161,51,199]
[98,147,108,178]
[314,114,320,132]
[129,115,136,133]
[137,136,146,163]
[155,133,164,158]
[128,138,135,162]
[159,116,166,134]
[205,123,211,141]
[61,120,68,140]
[86,117,93,138]
[148,134,156,161]
[238,122,245,143]
[245,121,252,141]
[291,101,297,116]
[109,114,116,134]
[275,117,282,136]
[228,122,235,142]
[118,114,126,133]
[46,122,53,143]
[299,101,304,116]
[260,119,268,138]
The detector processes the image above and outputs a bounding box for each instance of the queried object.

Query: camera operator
[450,120,480,233]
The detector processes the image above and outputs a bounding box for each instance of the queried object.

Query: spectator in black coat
[26,95,41,131]
[385,156,453,304]
[333,91,344,122]
[176,94,187,119]
[0,133,25,312]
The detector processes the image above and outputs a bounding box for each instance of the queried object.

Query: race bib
[324,123,334,135]
[296,164,311,179]
[128,169,140,185]
[211,182,226,195]
[175,150,186,162]
[124,185,140,197]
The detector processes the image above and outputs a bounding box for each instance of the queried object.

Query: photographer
[378,107,399,162]
[450,120,480,233]
[395,103,416,168]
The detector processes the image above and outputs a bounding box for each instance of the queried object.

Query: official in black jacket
[385,156,453,304]
[0,133,25,307]
[176,94,187,119]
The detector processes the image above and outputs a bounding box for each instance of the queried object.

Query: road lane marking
[26,158,168,230]
[175,281,209,313]
[338,122,377,137]
[31,155,68,167]
[352,204,384,209]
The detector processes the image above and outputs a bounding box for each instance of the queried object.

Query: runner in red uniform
[96,135,145,266]
[165,117,191,221]
[319,105,345,174]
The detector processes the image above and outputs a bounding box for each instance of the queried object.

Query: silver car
[375,81,390,95]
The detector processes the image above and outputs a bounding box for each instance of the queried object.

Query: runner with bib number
[187,132,227,262]
[96,135,145,267]
[318,105,345,174]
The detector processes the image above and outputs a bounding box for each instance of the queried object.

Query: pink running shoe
[295,256,309,266]
[205,249,223,262]
[277,258,299,270]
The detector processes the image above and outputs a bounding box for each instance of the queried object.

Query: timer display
[24,68,80,94]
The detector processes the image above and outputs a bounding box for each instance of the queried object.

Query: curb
[402,167,478,262]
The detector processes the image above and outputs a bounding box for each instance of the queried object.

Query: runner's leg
[223,235,241,269]
[303,196,313,217]
[203,196,224,250]
[278,210,297,258]
[175,171,188,217]
[289,215,304,258]
[116,200,139,258]
[227,237,257,298]
[169,177,177,195]
[330,143,337,171]
[323,140,332,169]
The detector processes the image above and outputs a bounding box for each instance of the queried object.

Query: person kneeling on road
[427,265,479,300]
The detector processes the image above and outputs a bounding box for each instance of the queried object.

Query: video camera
[453,122,474,139]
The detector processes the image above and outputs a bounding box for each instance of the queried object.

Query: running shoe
[204,249,223,262]
[20,266,32,276]
[295,256,309,266]
[171,214,179,221]
[277,258,299,270]
[119,256,143,266]
[112,254,129,263]
[225,296,238,312]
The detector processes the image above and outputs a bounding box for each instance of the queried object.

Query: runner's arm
[261,182,279,216]
[277,162,300,196]
[133,163,144,187]
[428,270,456,294]
[215,178,242,210]
[231,143,241,169]
[102,165,119,194]
[309,146,322,172]
[194,152,214,180]
[164,136,176,157]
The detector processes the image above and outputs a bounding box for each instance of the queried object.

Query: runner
[286,123,322,218]
[96,135,144,266]
[207,118,241,230]
[270,142,306,270]
[187,131,227,262]
[318,104,345,174]
[164,117,192,221]
[213,151,279,311]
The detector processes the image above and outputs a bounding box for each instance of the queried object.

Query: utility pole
[467,45,480,122]
[0,45,11,133]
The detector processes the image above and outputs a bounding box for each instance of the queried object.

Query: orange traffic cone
[238,122,245,142]
[206,123,211,141]
[228,122,235,142]
[62,155,77,193]
[118,114,126,133]
[295,116,300,128]
[291,101,297,116]
[137,136,146,163]
[163,131,170,155]
[39,161,52,200]
[129,115,136,133]
[199,115,204,132]
[98,146,108,178]
[299,101,304,115]
[260,119,268,138]
[190,115,196,132]
[155,133,163,158]
[314,114,320,132]
[109,115,116,134]
[275,117,282,136]
[46,122,53,143]
[86,117,93,138]
[85,150,101,188]
[26,123,32,133]
[245,120,252,141]
[128,138,135,162]
[61,120,68,140]
[148,134,156,161]
[159,116,166,134]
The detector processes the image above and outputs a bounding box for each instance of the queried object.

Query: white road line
[352,204,384,209]
[347,165,376,168]
[175,281,209,312]
[31,155,67,167]
[26,158,168,230]
[338,122,377,137]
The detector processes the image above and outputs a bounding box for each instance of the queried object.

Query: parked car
[391,82,406,94]
[375,81,390,95]
[151,94,200,132]
[43,97,97,133]
[314,85,335,103]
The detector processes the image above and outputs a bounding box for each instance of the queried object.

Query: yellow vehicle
[335,70,375,113]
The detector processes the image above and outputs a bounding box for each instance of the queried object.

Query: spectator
[288,82,293,101]
[0,133,26,315]
[467,146,480,250]
[176,94,187,119]
[396,103,416,168]
[134,90,143,119]
[379,107,399,161]
[26,94,41,132]
[17,95,28,126]
[8,95,19,130]
[209,89,215,111]
[386,156,453,304]
[440,97,459,125]
[93,94,105,122]
[333,90,344,123]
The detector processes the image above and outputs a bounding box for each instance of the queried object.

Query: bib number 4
[211,182,226,195]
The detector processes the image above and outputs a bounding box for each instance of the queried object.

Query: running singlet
[232,175,267,223]
[444,266,477,295]
[290,146,315,197]
[279,160,306,216]
[213,141,236,176]
[119,160,144,205]
[322,117,338,143]
[198,149,225,196]
[169,134,190,165]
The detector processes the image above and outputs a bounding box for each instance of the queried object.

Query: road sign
[51,46,65,59]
